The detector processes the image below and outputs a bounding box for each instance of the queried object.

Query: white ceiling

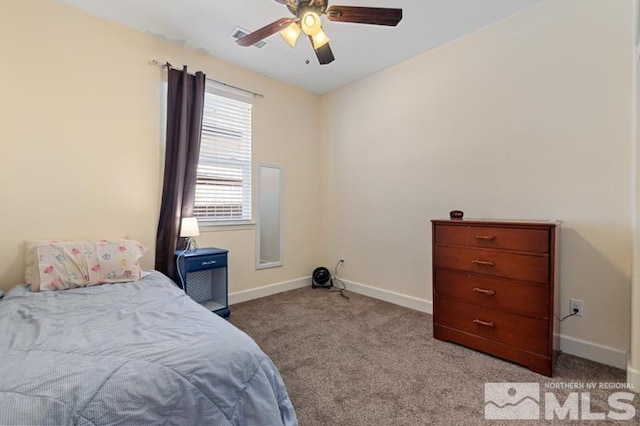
[57,0,544,94]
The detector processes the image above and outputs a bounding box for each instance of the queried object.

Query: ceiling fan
[236,0,402,65]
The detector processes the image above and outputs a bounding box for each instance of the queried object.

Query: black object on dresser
[431,219,560,376]
[174,248,230,319]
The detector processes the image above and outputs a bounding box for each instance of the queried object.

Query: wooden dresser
[431,219,560,376]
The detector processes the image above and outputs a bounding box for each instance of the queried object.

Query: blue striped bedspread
[0,271,297,425]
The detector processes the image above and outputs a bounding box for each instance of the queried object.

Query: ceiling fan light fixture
[280,22,301,47]
[301,11,321,35]
[311,28,330,49]
[237,2,403,66]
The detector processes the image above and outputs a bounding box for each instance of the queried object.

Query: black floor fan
[312,267,333,289]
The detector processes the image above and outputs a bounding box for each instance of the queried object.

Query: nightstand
[174,248,230,319]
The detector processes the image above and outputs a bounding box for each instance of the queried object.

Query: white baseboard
[229,276,310,305]
[343,279,628,369]
[340,278,433,314]
[228,276,628,371]
[627,365,640,392]
[558,334,628,370]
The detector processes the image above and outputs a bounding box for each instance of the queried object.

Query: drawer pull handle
[472,287,496,296]
[474,235,496,241]
[472,259,495,266]
[201,260,216,266]
[473,319,495,328]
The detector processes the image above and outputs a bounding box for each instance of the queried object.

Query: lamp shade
[311,28,330,49]
[280,22,301,47]
[301,11,321,35]
[180,217,200,237]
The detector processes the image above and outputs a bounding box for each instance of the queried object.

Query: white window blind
[194,84,253,224]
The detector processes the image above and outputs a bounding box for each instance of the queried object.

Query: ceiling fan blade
[236,17,296,47]
[326,6,402,26]
[308,36,335,65]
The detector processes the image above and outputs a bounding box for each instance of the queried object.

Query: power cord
[175,238,198,290]
[328,260,349,299]
[560,308,579,321]
[175,249,187,290]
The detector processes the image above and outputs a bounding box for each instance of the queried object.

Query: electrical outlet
[570,298,584,317]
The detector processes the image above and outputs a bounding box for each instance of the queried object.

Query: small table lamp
[180,217,200,251]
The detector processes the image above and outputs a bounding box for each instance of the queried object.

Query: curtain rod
[150,60,264,98]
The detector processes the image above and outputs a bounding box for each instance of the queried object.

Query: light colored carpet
[230,287,637,425]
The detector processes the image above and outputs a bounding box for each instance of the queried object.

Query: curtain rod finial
[149,60,173,69]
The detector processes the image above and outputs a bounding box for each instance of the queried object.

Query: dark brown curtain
[155,66,206,277]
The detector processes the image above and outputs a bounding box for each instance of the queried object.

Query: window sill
[199,221,256,232]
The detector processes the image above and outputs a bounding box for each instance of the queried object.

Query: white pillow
[25,239,148,292]
[24,240,45,292]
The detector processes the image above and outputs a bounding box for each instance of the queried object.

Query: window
[194,84,253,224]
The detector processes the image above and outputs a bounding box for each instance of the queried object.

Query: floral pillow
[28,240,148,292]
[24,240,45,292]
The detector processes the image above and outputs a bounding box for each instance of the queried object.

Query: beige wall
[321,0,634,354]
[0,0,322,293]
[631,0,640,389]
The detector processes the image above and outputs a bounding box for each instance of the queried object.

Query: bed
[0,270,298,425]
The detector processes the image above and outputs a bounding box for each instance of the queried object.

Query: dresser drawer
[434,224,549,253]
[434,269,549,318]
[433,246,549,284]
[434,298,549,355]
[184,253,227,272]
